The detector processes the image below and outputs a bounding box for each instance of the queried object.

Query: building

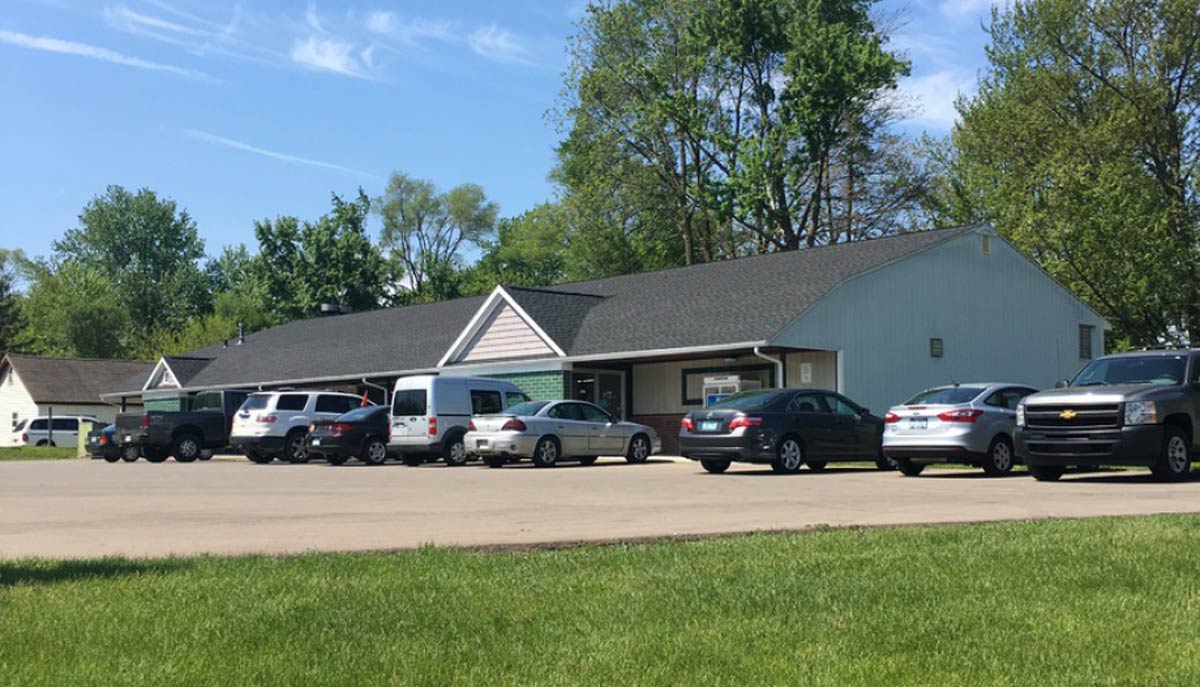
[1,354,152,445]
[103,224,1108,452]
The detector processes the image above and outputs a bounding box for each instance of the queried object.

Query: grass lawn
[3,516,1199,686]
[0,446,80,461]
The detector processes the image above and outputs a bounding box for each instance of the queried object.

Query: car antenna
[947,374,959,387]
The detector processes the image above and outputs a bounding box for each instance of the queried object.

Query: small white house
[0,354,151,446]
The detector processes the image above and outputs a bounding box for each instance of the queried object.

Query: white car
[389,375,531,466]
[230,390,366,464]
[12,416,99,448]
[465,399,660,468]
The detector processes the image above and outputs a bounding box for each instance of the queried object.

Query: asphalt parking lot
[4,456,1200,559]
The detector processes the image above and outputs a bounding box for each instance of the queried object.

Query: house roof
[106,225,983,395]
[3,354,153,405]
[161,356,214,386]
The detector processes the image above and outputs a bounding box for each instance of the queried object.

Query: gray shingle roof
[4,354,153,405]
[163,356,213,385]
[105,225,978,394]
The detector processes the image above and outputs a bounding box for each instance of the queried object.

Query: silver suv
[231,390,366,463]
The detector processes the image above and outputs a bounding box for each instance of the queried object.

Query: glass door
[570,370,626,419]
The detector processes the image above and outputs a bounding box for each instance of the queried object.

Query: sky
[0,0,1000,264]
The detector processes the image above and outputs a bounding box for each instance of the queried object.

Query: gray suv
[1015,350,1200,481]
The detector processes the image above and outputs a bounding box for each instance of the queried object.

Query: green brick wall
[487,371,567,401]
[144,397,184,412]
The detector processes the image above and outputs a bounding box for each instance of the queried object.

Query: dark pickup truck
[115,389,252,463]
[1015,350,1200,481]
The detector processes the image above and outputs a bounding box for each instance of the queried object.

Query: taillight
[255,414,278,424]
[885,412,901,424]
[467,420,477,431]
[331,423,352,436]
[728,415,763,430]
[428,417,438,436]
[141,414,150,429]
[100,435,110,445]
[21,433,28,442]
[501,418,527,431]
[938,408,984,423]
[681,416,695,431]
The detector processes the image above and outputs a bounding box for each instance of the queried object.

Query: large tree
[0,250,23,355]
[14,260,130,359]
[932,0,1200,346]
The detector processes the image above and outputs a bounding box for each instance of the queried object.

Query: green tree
[936,0,1200,345]
[463,203,571,293]
[14,260,130,358]
[54,186,210,339]
[0,249,24,355]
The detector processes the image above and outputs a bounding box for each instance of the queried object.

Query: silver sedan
[882,383,1039,476]
[465,400,660,468]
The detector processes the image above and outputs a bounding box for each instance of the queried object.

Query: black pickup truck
[1016,350,1200,481]
[115,389,252,463]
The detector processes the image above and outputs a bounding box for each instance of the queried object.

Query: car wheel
[402,455,424,467]
[102,452,120,463]
[579,456,599,466]
[532,437,560,468]
[625,434,651,464]
[285,431,309,464]
[1029,465,1065,482]
[982,436,1015,476]
[772,437,804,474]
[1151,426,1192,481]
[142,447,169,463]
[245,450,272,464]
[362,438,389,466]
[701,459,731,474]
[36,440,49,447]
[894,458,925,477]
[199,450,214,461]
[806,460,827,472]
[172,434,201,463]
[485,455,507,468]
[875,456,897,471]
[442,434,468,466]
[121,446,140,463]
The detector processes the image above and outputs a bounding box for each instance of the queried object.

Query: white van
[13,415,99,448]
[389,375,530,466]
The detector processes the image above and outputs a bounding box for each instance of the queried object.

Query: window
[786,393,825,413]
[392,389,427,416]
[276,394,308,412]
[316,395,355,414]
[681,365,774,406]
[985,388,1032,410]
[30,419,47,430]
[821,393,861,416]
[548,403,584,420]
[1079,325,1094,359]
[13,419,26,433]
[506,391,530,408]
[470,389,503,415]
[340,406,387,422]
[506,401,549,416]
[11,412,17,430]
[930,338,944,358]
[191,393,223,412]
[904,386,985,405]
[982,235,991,254]
[577,403,612,423]
[241,395,270,411]
[52,418,77,431]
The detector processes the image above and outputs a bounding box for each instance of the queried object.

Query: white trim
[836,350,845,393]
[437,286,567,367]
[142,357,180,391]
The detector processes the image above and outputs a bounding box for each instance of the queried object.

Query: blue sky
[0,0,998,263]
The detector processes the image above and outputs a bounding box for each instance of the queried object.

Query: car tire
[1151,425,1192,481]
[121,446,140,463]
[579,456,599,466]
[285,431,309,464]
[142,447,169,463]
[1029,464,1065,482]
[362,438,389,466]
[701,459,731,474]
[172,434,201,463]
[772,437,804,474]
[37,440,53,447]
[874,456,897,471]
[982,436,1015,476]
[402,455,424,467]
[806,460,827,472]
[246,450,273,464]
[485,455,507,468]
[625,434,651,464]
[102,452,120,463]
[894,458,925,477]
[326,453,348,466]
[442,433,468,467]
[532,437,560,468]
[199,450,214,461]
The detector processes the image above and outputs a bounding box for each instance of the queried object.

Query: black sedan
[306,405,392,466]
[87,424,137,463]
[678,389,889,474]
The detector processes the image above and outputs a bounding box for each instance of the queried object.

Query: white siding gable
[144,358,180,390]
[0,366,39,447]
[457,301,556,363]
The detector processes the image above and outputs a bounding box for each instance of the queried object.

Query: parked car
[86,424,123,462]
[465,399,660,468]
[1016,350,1200,482]
[231,390,366,464]
[679,388,888,474]
[12,415,98,448]
[306,405,392,466]
[883,383,1038,476]
[115,389,251,463]
[389,375,530,466]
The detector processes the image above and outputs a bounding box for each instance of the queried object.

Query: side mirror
[1054,379,1070,389]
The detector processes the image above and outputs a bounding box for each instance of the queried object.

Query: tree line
[1,0,1197,360]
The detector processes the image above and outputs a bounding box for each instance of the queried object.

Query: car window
[30,419,47,430]
[821,394,861,416]
[577,403,612,423]
[316,395,354,414]
[241,395,271,411]
[786,393,826,413]
[547,403,584,421]
[506,391,531,407]
[13,419,26,433]
[191,393,224,412]
[227,392,249,411]
[275,395,308,411]
[52,418,77,431]
[340,406,386,422]
[470,389,504,415]
[1072,355,1187,386]
[392,389,427,416]
[709,390,789,410]
[903,387,986,405]
[506,401,549,416]
[986,388,1030,410]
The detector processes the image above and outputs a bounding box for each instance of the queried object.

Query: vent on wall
[982,235,991,254]
[930,338,944,358]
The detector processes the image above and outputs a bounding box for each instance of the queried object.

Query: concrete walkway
[2,456,1199,559]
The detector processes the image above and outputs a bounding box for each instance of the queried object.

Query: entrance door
[570,370,625,420]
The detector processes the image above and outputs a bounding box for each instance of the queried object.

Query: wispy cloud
[104,2,285,68]
[364,11,454,48]
[467,24,535,65]
[289,35,372,78]
[895,69,977,130]
[182,129,381,180]
[940,0,1013,20]
[0,28,213,80]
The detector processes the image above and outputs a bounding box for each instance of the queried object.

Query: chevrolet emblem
[1059,409,1078,420]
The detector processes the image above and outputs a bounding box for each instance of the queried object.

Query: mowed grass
[0,446,80,461]
[4,516,1200,686]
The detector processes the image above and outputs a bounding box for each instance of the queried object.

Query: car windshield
[241,395,270,411]
[709,390,787,410]
[504,401,550,416]
[1071,355,1188,387]
[339,406,385,422]
[903,386,986,405]
[13,420,25,433]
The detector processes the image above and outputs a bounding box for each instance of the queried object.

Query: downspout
[753,346,785,389]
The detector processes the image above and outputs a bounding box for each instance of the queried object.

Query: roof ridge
[502,284,608,299]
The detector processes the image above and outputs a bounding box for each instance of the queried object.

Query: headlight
[1124,401,1158,425]
[1015,402,1026,427]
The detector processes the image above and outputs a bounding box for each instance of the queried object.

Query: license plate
[124,434,132,442]
[908,418,927,430]
[311,439,321,446]
[700,420,720,431]
[476,439,489,448]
